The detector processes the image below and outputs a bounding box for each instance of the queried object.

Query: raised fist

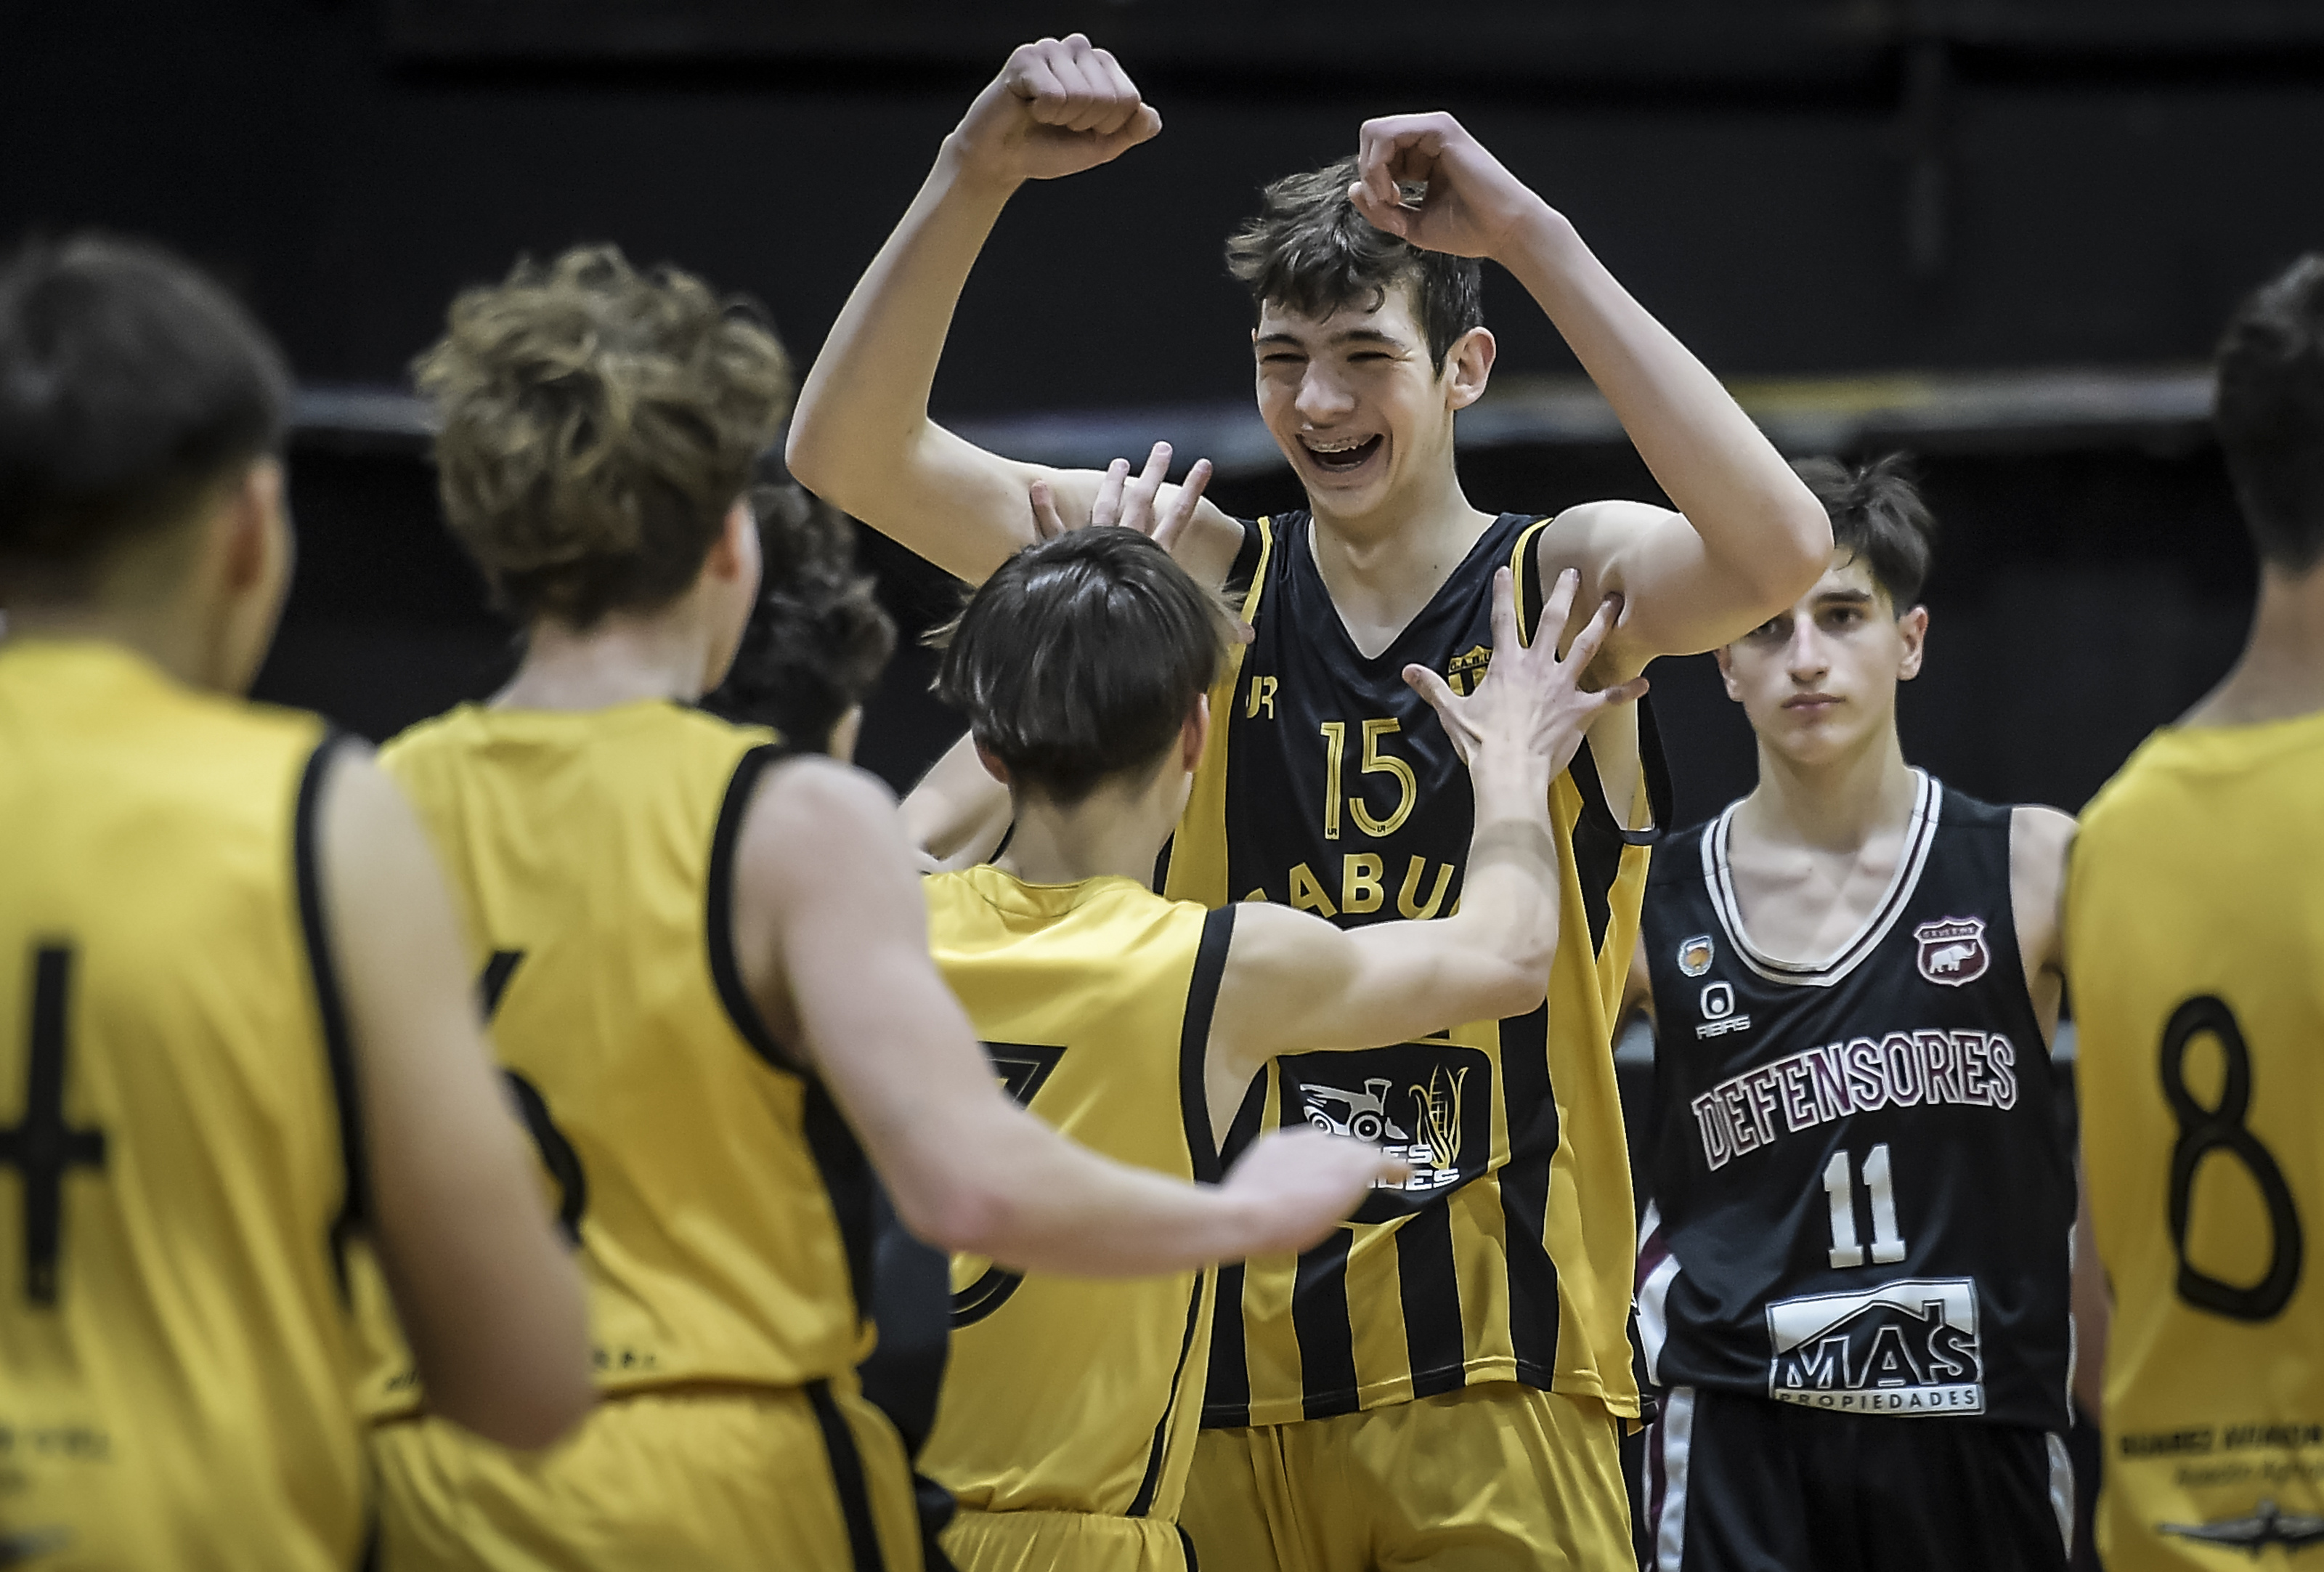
[1346,112,1546,262]
[948,35,1162,187]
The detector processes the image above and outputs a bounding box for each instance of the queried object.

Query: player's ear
[704,497,757,586]
[1181,694,1211,772]
[211,457,293,695]
[973,740,1012,787]
[1443,327,1496,412]
[1896,604,1930,682]
[1714,643,1744,702]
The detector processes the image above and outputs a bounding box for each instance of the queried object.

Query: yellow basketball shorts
[370,1379,925,1572]
[1180,1383,1631,1572]
[940,1508,1189,1572]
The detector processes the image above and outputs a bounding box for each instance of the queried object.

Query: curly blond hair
[416,246,792,626]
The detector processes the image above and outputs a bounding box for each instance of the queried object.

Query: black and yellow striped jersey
[920,866,1232,1523]
[1166,511,1664,1428]
[0,640,365,1569]
[2068,713,2324,1570]
[354,702,879,1415]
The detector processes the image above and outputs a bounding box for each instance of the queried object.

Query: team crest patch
[1678,934,1715,976]
[1914,917,1989,987]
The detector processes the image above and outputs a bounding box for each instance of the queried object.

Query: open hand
[1219,1127,1410,1256]
[948,35,1161,187]
[1346,112,1545,262]
[1030,441,1214,552]
[1404,566,1646,779]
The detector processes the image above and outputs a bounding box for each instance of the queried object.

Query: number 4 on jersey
[1824,1143,1908,1269]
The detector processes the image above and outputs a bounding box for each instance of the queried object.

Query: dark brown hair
[0,234,288,592]
[1792,453,1937,609]
[935,530,1236,806]
[416,245,792,628]
[702,483,895,749]
[1226,158,1484,371]
[2215,254,2324,573]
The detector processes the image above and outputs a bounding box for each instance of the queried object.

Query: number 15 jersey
[1165,509,1660,1430]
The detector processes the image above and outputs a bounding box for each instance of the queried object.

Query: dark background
[9,0,2320,822]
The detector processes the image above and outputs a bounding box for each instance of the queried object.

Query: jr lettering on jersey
[1692,1029,2020,1170]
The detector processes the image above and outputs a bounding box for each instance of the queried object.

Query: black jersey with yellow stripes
[1165,509,1667,1428]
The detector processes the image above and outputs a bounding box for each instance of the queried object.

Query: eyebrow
[1254,328,1409,352]
[1814,589,1877,607]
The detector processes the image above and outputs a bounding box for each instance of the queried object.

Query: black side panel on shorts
[293,732,367,1299]
[807,1377,892,1572]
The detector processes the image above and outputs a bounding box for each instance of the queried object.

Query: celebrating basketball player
[786,34,1831,1565]
[911,463,1643,1571]
[0,236,593,1567]
[357,246,1399,1571]
[1621,456,2079,1571]
[2067,258,2324,1569]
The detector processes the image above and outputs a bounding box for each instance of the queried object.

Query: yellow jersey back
[362,702,873,1410]
[2068,712,2324,1569]
[0,641,362,1571]
[920,867,1232,1524]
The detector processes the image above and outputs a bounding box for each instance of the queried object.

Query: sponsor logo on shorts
[1678,934,1715,977]
[1914,916,1989,986]
[1766,1278,1985,1416]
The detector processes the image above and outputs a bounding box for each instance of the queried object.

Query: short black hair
[1226,158,1484,372]
[0,234,289,589]
[1791,453,1937,609]
[2214,254,2324,573]
[935,530,1236,806]
[702,483,895,750]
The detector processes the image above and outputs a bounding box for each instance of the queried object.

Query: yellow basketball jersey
[919,866,1232,1524]
[1165,513,1651,1429]
[0,640,362,1570]
[2069,713,2324,1569]
[358,702,874,1414]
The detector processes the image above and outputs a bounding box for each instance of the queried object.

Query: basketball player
[358,246,1398,1572]
[786,35,1832,1566]
[702,478,895,759]
[1622,456,2079,1571]
[0,236,592,1568]
[919,455,1644,1569]
[2067,257,2324,1569]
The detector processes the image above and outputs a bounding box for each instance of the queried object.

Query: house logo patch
[1914,917,1989,987]
[1766,1278,1985,1416]
[1678,934,1715,977]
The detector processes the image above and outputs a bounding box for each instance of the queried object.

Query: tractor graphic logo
[1302,1078,1412,1145]
[1913,916,1989,987]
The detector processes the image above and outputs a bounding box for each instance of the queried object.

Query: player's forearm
[1497,206,1828,608]
[898,1098,1271,1276]
[786,146,1016,518]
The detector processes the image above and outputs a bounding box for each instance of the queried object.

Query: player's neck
[497,612,718,711]
[996,774,1180,889]
[1738,726,1918,856]
[2182,559,2324,728]
[4,598,222,692]
[1304,463,1495,660]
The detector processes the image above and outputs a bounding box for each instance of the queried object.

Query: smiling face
[1716,550,1928,769]
[1252,280,1492,528]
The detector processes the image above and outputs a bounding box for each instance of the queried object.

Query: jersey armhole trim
[704,742,804,1077]
[1179,904,1238,1185]
[292,730,369,1297]
[1236,517,1275,625]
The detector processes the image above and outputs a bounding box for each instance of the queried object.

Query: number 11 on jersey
[1824,1144,1908,1268]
